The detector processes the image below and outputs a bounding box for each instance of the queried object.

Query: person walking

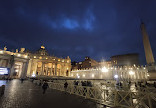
[42,81,49,94]
[21,78,24,83]
[64,81,68,92]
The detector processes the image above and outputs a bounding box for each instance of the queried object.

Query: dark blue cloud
[0,0,156,64]
[38,9,95,31]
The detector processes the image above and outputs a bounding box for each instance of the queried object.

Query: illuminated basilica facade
[0,46,71,78]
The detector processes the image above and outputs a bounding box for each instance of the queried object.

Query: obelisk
[141,22,156,80]
[141,22,155,64]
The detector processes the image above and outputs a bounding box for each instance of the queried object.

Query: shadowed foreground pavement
[0,79,97,108]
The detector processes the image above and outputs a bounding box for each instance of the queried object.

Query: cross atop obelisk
[141,22,155,65]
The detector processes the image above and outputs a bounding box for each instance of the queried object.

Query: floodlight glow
[15,69,19,72]
[71,74,73,77]
[83,74,85,77]
[17,54,21,57]
[24,55,28,58]
[101,67,108,72]
[129,71,135,75]
[147,74,150,76]
[114,75,118,79]
[0,51,3,54]
[32,74,36,77]
[92,74,94,78]
[77,76,80,78]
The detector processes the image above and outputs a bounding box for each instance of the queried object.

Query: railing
[33,79,156,108]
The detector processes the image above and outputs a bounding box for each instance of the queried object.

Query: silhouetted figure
[74,81,79,85]
[21,78,24,83]
[6,76,9,82]
[39,80,42,86]
[42,81,49,94]
[154,82,156,88]
[32,78,35,83]
[134,83,137,87]
[119,82,122,88]
[64,81,68,92]
[87,81,92,87]
[138,82,141,87]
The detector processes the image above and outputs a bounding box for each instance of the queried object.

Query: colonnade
[0,56,29,78]
[30,60,70,77]
[71,67,148,81]
[39,62,57,76]
[0,59,9,67]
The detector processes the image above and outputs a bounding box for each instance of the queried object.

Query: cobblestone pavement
[0,79,98,108]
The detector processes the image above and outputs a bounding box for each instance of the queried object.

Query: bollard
[1,85,5,96]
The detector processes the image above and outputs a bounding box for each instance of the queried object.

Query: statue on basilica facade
[20,48,25,53]
[16,49,18,53]
[4,46,7,51]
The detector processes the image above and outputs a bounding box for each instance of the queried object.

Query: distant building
[82,56,99,69]
[110,53,139,66]
[71,56,111,70]
[99,60,112,67]
[71,57,99,70]
[0,46,71,78]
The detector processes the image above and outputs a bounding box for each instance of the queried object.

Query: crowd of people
[0,75,12,80]
[74,80,92,87]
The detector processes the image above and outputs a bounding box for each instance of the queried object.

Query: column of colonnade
[40,62,58,76]
[41,62,45,75]
[55,63,57,76]
[45,63,47,75]
[0,59,3,67]
[20,62,29,78]
[33,61,70,77]
[50,64,52,76]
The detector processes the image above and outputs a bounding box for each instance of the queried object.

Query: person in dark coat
[42,81,49,94]
[64,81,68,92]
[21,78,24,83]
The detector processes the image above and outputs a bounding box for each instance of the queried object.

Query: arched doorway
[13,62,23,78]
[37,62,42,75]
[66,70,69,76]
[47,63,52,76]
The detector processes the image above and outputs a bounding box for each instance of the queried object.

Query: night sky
[0,0,156,64]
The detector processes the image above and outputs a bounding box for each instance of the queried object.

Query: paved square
[0,79,97,108]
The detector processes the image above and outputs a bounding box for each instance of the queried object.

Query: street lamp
[114,75,118,79]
